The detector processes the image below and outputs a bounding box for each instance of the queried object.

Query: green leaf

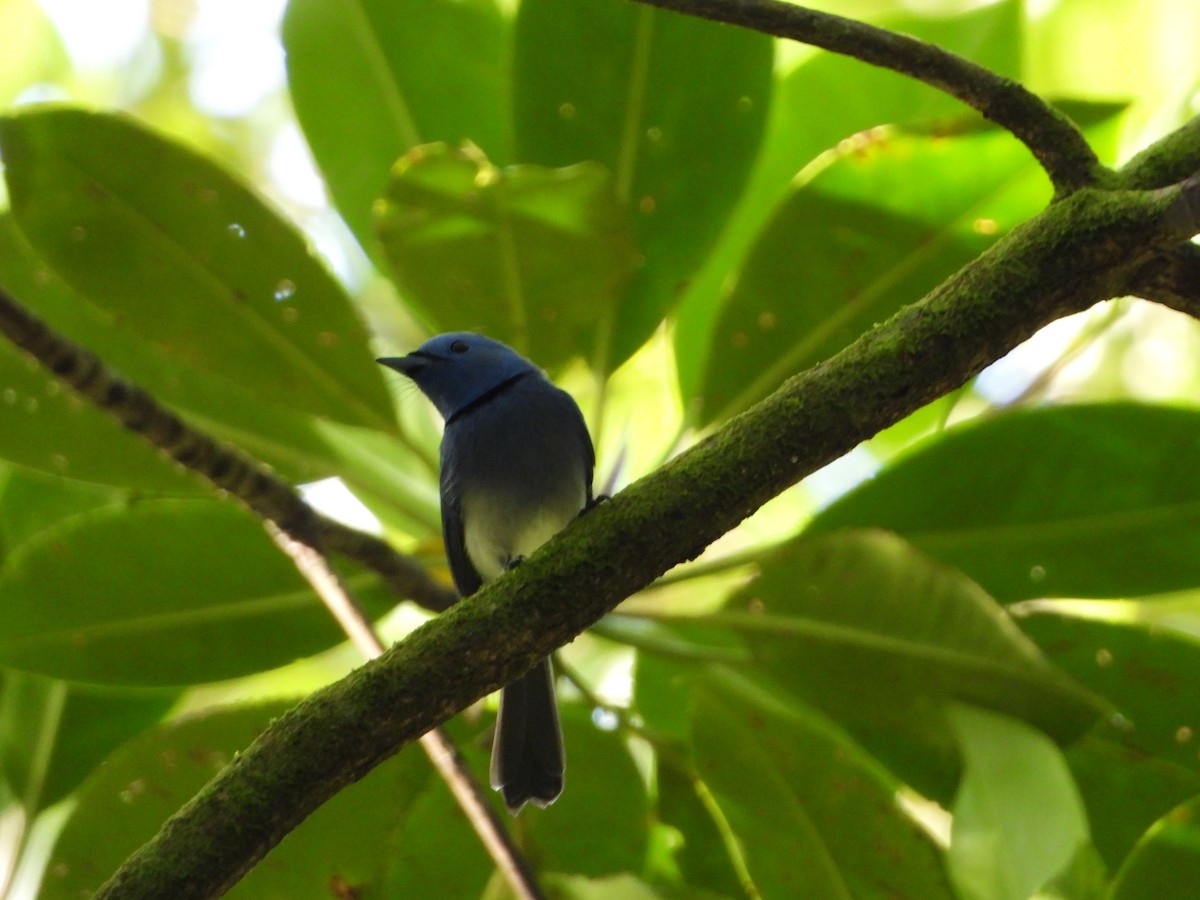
[694,120,1049,424]
[810,403,1200,602]
[282,0,510,253]
[375,143,636,370]
[513,0,773,369]
[1109,793,1200,900]
[692,682,954,899]
[0,108,394,430]
[673,0,1024,401]
[724,530,1104,746]
[0,499,395,685]
[1020,611,1200,773]
[0,671,175,814]
[947,704,1090,900]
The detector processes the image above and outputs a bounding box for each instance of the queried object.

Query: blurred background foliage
[0,0,1198,897]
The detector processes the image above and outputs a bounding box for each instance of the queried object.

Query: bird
[378,332,594,813]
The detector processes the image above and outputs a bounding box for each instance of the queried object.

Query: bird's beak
[377,353,428,377]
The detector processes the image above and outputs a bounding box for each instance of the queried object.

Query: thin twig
[629,0,1104,193]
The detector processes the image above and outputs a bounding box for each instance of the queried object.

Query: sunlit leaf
[513,0,773,370]
[947,704,1090,900]
[376,143,636,370]
[0,108,394,430]
[811,403,1200,601]
[283,0,510,252]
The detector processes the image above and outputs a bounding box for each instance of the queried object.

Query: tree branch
[1119,115,1200,315]
[1118,114,1200,190]
[93,171,1200,897]
[628,0,1104,193]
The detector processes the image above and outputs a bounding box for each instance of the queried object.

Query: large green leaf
[947,704,1090,900]
[673,0,1025,401]
[375,144,636,370]
[693,119,1050,424]
[810,403,1200,602]
[0,671,175,815]
[513,0,773,370]
[0,499,396,685]
[0,108,394,430]
[722,530,1104,745]
[692,683,954,899]
[282,0,510,253]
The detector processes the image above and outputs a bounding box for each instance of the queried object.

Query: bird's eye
[450,340,470,354]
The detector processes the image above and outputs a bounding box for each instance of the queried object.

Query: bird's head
[378,332,540,420]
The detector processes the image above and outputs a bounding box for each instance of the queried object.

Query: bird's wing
[440,450,483,598]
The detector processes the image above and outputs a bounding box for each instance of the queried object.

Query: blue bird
[379,333,594,813]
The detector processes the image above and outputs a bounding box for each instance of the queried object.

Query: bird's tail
[490,658,564,814]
